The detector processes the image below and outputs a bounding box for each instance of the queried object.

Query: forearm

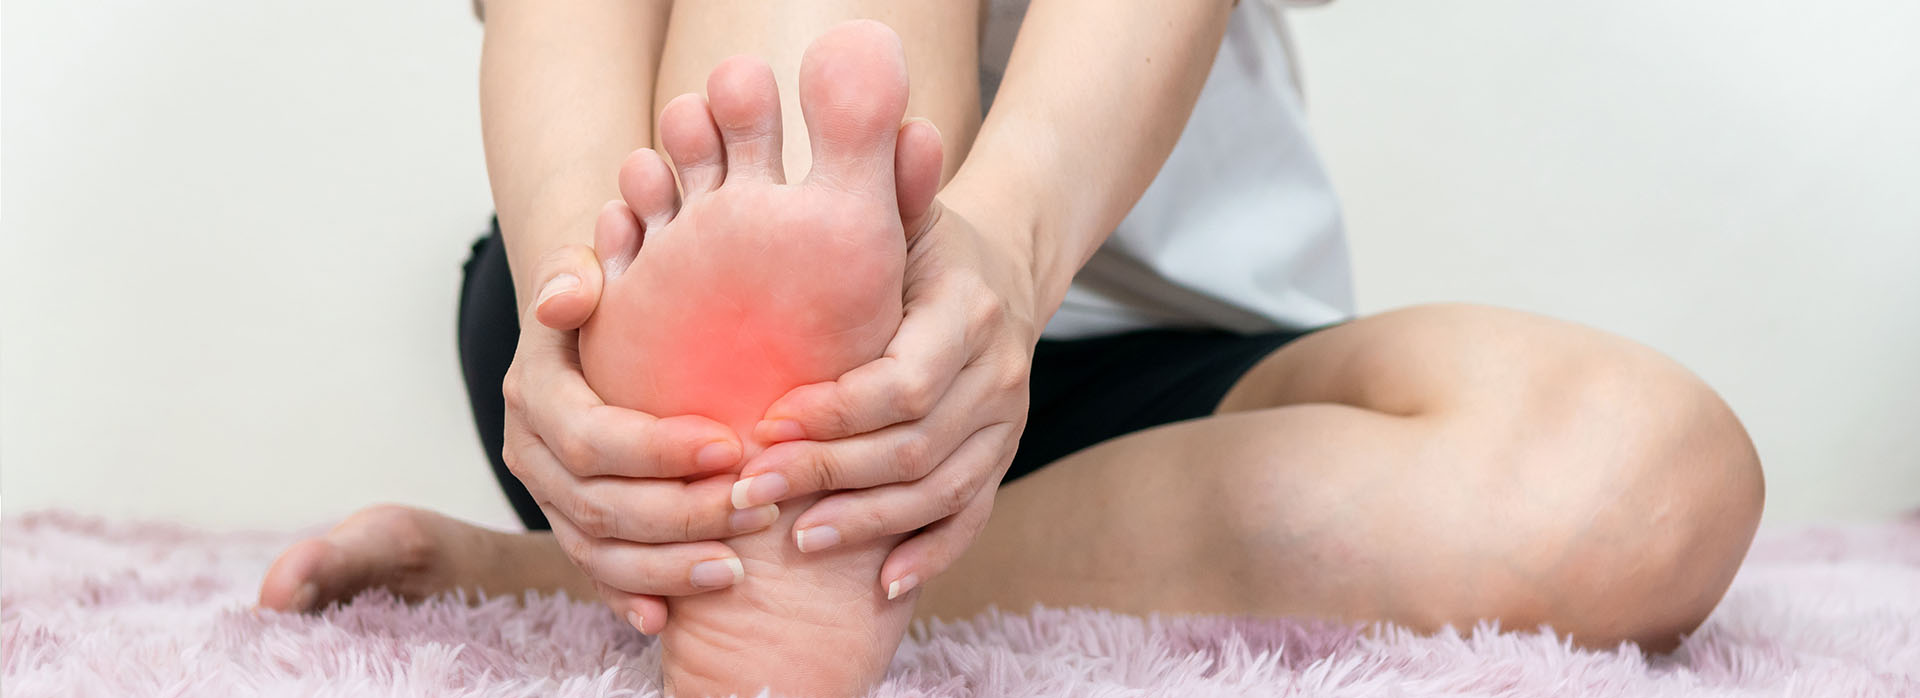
[941,1,1233,325]
[480,0,671,308]
[650,1,981,183]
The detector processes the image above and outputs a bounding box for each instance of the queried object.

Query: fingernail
[754,419,805,443]
[886,573,921,601]
[626,610,653,635]
[795,525,841,553]
[691,558,745,588]
[730,473,789,509]
[729,504,780,533]
[291,583,318,612]
[697,442,739,470]
[535,273,580,308]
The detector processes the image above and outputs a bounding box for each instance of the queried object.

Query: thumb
[894,118,944,240]
[528,243,605,331]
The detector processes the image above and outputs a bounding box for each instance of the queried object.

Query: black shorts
[458,223,1325,531]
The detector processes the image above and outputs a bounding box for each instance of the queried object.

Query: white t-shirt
[981,0,1355,339]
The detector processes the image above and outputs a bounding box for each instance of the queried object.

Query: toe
[659,93,727,198]
[593,200,642,280]
[258,537,331,612]
[798,20,910,193]
[617,148,680,231]
[706,55,785,184]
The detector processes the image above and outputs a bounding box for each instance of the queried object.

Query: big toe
[257,537,337,612]
[799,19,909,193]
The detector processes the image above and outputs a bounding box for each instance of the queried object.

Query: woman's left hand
[731,194,1039,600]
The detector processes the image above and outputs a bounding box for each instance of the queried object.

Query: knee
[1484,344,1765,652]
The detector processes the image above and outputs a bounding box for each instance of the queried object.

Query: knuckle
[552,434,597,475]
[559,534,597,576]
[991,356,1029,395]
[893,371,936,418]
[894,432,934,481]
[501,373,526,411]
[808,447,846,491]
[568,495,615,538]
[501,446,528,478]
[938,478,973,517]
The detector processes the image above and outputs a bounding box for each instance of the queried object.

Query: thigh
[920,304,1759,652]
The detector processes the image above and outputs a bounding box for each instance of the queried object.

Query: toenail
[730,473,789,509]
[290,583,318,612]
[691,558,744,588]
[728,505,779,533]
[886,573,921,601]
[795,525,841,553]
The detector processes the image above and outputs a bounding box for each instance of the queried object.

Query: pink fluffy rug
[3,510,1917,697]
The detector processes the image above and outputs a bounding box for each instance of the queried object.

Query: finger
[547,507,745,597]
[507,337,740,478]
[529,243,606,331]
[880,485,999,601]
[894,119,944,237]
[592,199,643,281]
[504,430,777,542]
[782,422,1016,551]
[595,581,669,636]
[732,423,945,509]
[755,283,971,443]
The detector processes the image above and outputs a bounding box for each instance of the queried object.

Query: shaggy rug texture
[3,510,1916,697]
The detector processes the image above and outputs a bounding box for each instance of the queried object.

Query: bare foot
[578,21,939,698]
[257,504,592,612]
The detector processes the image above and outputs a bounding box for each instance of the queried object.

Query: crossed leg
[917,303,1766,653]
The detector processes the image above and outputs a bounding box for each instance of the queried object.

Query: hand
[498,205,778,633]
[732,193,1038,599]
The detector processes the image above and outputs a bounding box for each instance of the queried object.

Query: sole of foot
[579,19,941,698]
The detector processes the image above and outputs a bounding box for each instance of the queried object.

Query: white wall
[3,1,1914,531]
[1289,0,1920,523]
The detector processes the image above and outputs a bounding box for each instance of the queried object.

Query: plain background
[3,1,1916,533]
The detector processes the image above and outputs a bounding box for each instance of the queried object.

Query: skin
[260,1,1769,693]
[576,26,947,694]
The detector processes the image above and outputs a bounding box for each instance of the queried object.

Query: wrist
[936,171,1073,330]
[499,195,604,310]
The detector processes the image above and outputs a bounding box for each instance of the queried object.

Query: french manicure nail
[795,525,842,553]
[535,273,580,308]
[755,419,805,443]
[697,442,739,470]
[886,573,921,601]
[691,557,745,588]
[730,473,789,509]
[626,610,652,635]
[729,504,780,533]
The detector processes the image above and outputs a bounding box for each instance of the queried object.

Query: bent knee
[1454,338,1766,653]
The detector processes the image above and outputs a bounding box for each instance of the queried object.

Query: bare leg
[916,304,1766,653]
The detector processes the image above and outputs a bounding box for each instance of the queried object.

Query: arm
[480,0,671,307]
[480,1,763,636]
[947,1,1233,324]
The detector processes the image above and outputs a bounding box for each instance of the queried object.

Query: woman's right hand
[500,231,776,635]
